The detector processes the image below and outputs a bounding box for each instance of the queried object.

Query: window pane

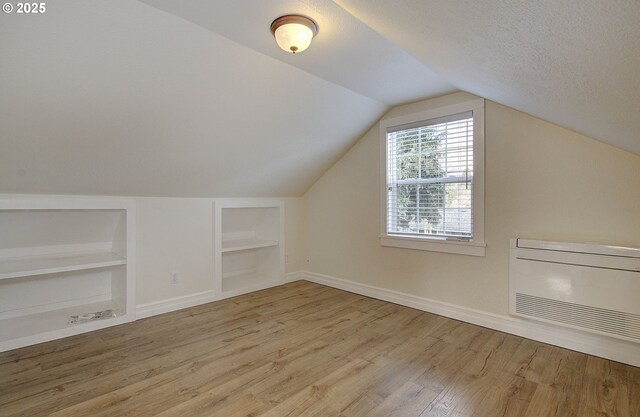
[433,183,472,238]
[418,182,445,231]
[398,155,419,180]
[391,184,416,233]
[420,153,443,179]
[387,114,473,239]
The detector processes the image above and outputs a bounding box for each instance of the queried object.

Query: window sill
[380,235,486,257]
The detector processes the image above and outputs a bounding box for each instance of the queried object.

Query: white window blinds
[386,111,474,240]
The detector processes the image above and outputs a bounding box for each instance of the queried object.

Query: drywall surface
[139,0,453,105]
[0,0,385,197]
[135,197,303,304]
[335,0,640,155]
[135,197,213,304]
[303,92,640,316]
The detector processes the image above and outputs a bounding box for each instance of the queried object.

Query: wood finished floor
[1,281,639,417]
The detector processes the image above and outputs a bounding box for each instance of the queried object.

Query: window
[380,98,485,256]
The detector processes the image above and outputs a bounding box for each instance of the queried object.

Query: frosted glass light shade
[270,15,318,54]
[274,23,313,54]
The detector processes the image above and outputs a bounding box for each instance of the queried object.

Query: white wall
[135,198,212,304]
[303,92,640,316]
[136,196,303,304]
[0,0,386,198]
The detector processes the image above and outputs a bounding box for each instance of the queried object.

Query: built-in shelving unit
[0,198,136,352]
[214,200,284,298]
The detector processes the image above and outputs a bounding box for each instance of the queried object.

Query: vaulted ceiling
[0,0,638,197]
[335,0,640,155]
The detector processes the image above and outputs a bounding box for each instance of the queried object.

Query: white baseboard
[285,271,306,282]
[136,290,217,319]
[300,270,640,367]
[136,273,302,320]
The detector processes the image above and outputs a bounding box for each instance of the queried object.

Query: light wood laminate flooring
[1,281,639,417]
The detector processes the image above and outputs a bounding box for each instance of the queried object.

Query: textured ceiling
[0,0,387,197]
[335,0,640,155]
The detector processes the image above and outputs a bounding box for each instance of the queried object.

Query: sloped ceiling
[137,0,454,105]
[0,0,451,197]
[335,0,640,155]
[1,0,638,198]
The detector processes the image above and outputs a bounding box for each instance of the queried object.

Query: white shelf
[0,199,136,353]
[0,252,127,280]
[221,238,279,253]
[0,300,126,350]
[214,200,285,298]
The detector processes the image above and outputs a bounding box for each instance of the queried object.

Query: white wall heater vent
[509,238,640,343]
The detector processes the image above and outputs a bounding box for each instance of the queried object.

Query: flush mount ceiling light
[270,15,318,54]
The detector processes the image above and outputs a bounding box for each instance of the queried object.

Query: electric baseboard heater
[509,238,640,343]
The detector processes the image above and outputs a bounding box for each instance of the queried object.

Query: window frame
[379,98,486,256]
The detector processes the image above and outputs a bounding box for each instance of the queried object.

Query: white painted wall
[135,198,212,304]
[302,92,640,316]
[135,196,303,304]
[136,197,304,305]
[0,0,385,198]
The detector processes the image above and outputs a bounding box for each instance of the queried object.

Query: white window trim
[379,98,486,257]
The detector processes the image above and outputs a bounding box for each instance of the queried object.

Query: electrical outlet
[285,254,289,264]
[170,272,179,285]
[305,256,311,265]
